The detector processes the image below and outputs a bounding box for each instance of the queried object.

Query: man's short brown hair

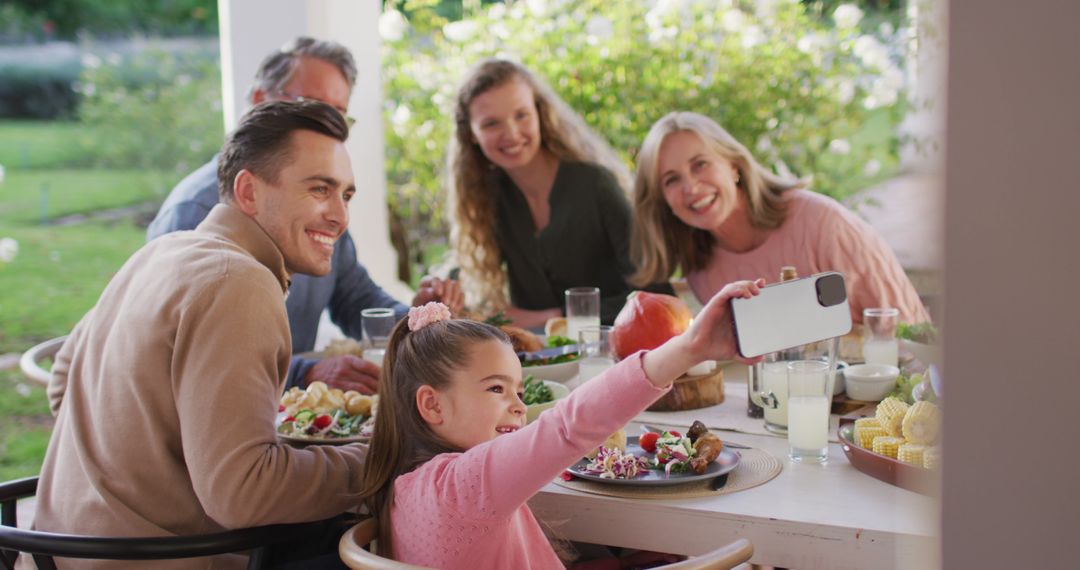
[217,100,349,202]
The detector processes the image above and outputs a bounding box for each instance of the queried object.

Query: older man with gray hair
[148,37,462,395]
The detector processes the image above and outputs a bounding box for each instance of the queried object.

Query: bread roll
[585,427,626,459]
[501,325,543,353]
[545,317,568,339]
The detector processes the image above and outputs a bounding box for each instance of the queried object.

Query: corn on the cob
[875,397,910,436]
[923,447,941,469]
[898,442,928,465]
[855,417,881,430]
[872,436,904,459]
[855,419,887,449]
[901,401,942,444]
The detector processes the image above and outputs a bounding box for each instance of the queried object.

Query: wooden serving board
[832,394,877,417]
[647,368,724,412]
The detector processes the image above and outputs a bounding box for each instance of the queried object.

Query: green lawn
[0,221,146,352]
[0,120,102,170]
[0,168,173,224]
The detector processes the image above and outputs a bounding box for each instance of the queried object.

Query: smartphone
[731,272,852,358]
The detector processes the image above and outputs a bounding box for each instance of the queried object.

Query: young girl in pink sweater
[358,280,762,569]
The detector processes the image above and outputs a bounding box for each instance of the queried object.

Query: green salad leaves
[522,375,554,405]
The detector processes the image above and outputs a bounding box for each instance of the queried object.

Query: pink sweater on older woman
[389,353,668,569]
[687,189,930,324]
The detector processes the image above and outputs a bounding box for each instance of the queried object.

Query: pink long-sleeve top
[687,189,931,324]
[390,352,668,569]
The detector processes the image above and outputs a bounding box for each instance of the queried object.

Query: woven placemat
[552,447,782,500]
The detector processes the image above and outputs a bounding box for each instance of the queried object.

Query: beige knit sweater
[31,205,366,569]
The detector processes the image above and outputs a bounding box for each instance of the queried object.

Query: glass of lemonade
[862,307,900,367]
[565,287,601,342]
[361,308,396,368]
[577,325,615,383]
[787,360,831,463]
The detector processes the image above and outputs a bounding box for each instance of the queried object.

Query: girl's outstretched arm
[422,280,763,520]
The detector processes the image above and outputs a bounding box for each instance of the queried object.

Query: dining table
[528,362,939,570]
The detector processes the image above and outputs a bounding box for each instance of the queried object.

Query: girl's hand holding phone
[642,279,765,388]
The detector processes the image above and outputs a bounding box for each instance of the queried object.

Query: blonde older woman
[630,111,929,324]
[448,59,641,328]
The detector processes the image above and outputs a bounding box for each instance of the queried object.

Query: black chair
[1,476,333,570]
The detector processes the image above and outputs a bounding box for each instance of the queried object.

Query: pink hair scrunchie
[407,302,452,332]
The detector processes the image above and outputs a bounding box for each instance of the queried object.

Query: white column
[898,0,947,173]
[218,0,409,304]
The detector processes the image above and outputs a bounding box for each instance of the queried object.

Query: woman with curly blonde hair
[447,59,639,329]
[631,111,929,324]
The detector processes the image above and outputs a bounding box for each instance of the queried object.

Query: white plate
[521,359,579,382]
[276,432,369,445]
[275,412,373,445]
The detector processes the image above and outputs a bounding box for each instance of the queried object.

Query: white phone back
[731,272,853,358]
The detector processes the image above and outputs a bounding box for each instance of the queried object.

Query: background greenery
[380,0,906,280]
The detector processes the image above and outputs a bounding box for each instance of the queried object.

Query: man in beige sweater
[33,100,364,569]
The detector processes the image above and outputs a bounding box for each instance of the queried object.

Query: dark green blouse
[493,161,635,324]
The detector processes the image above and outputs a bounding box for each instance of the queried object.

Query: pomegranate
[610,291,693,359]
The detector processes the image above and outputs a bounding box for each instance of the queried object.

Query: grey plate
[568,436,740,486]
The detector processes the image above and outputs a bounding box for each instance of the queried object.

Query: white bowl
[844,363,900,402]
[832,360,849,396]
[525,381,571,423]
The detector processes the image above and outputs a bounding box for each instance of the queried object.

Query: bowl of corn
[838,396,941,495]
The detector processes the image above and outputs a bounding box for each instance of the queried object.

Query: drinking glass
[361,308,396,368]
[577,325,615,383]
[787,360,831,463]
[565,287,600,341]
[750,352,791,434]
[863,308,900,367]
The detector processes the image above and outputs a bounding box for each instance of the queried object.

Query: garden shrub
[76,48,223,179]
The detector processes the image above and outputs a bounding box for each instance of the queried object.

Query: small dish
[844,363,899,401]
[525,381,571,423]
